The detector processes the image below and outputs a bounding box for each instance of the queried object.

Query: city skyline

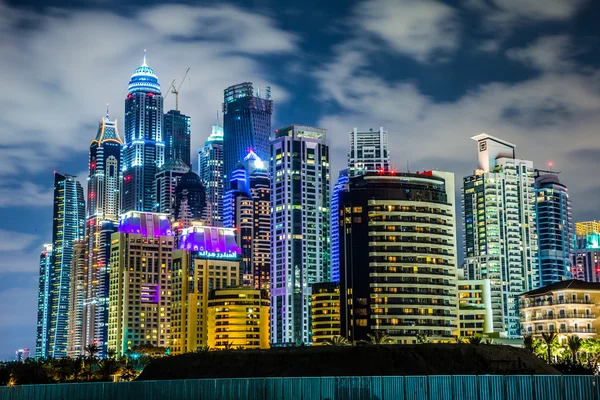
[3,0,600,360]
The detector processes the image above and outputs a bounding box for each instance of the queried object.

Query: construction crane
[165,68,190,111]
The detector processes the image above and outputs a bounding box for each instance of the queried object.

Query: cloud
[0,230,39,251]
[354,0,459,63]
[0,2,298,190]
[466,0,589,28]
[0,285,38,328]
[0,181,54,208]
[506,35,579,72]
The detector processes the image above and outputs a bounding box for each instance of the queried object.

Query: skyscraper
[122,52,165,213]
[348,127,389,177]
[49,173,85,358]
[107,212,174,356]
[223,150,271,289]
[222,82,272,189]
[164,109,191,167]
[535,172,573,286]
[198,124,224,226]
[463,134,538,337]
[82,111,123,357]
[331,169,349,283]
[339,171,458,343]
[576,221,600,236]
[173,171,206,229]
[270,124,330,346]
[572,225,600,282]
[35,244,53,359]
[155,158,190,214]
[67,241,86,358]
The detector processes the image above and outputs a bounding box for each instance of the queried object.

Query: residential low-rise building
[311,282,341,345]
[457,270,493,338]
[519,279,600,344]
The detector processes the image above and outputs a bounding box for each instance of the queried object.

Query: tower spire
[106,103,110,120]
[142,49,147,66]
[216,110,220,127]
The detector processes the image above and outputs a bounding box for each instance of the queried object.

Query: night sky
[1,0,600,361]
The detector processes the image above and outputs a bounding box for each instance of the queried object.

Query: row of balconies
[524,313,596,321]
[522,299,594,308]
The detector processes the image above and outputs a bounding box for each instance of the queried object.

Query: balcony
[522,299,594,308]
[525,313,596,322]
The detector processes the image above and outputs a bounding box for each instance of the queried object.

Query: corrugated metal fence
[0,375,598,400]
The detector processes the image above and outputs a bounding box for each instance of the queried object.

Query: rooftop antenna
[142,49,147,66]
[106,103,110,119]
[216,110,220,127]
[407,160,410,173]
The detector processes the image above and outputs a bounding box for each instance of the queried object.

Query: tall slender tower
[223,150,271,289]
[222,82,272,190]
[35,244,53,359]
[198,124,224,226]
[348,127,390,177]
[535,172,573,286]
[164,110,191,167]
[462,134,538,337]
[331,169,349,283]
[49,173,85,358]
[270,125,330,346]
[79,110,123,357]
[122,51,164,213]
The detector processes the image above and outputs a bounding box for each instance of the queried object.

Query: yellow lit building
[107,212,174,356]
[519,279,600,344]
[171,226,242,354]
[457,270,493,337]
[576,221,600,236]
[311,282,340,345]
[207,287,269,349]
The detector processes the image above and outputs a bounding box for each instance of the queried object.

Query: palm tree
[541,332,558,363]
[106,349,117,360]
[469,336,482,345]
[367,330,395,345]
[120,364,138,381]
[324,335,351,346]
[523,334,535,352]
[416,334,430,344]
[567,335,582,363]
[84,343,101,361]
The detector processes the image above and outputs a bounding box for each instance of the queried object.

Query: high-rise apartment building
[223,150,270,289]
[49,173,86,358]
[535,172,573,286]
[572,232,600,282]
[348,127,389,177]
[67,241,86,358]
[207,287,270,350]
[576,221,600,236]
[270,124,330,346]
[155,158,189,214]
[222,82,272,189]
[173,172,206,229]
[311,282,341,345]
[331,169,349,283]
[80,111,123,357]
[463,134,538,337]
[339,171,458,343]
[164,109,191,167]
[198,124,224,226]
[107,212,174,356]
[171,226,241,354]
[122,52,165,213]
[35,244,53,359]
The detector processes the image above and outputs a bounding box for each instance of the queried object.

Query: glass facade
[330,170,348,283]
[35,244,53,359]
[164,109,191,167]
[198,125,224,226]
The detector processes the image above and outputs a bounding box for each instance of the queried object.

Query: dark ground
[137,344,559,380]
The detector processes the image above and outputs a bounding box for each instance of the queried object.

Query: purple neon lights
[178,226,241,255]
[118,212,173,237]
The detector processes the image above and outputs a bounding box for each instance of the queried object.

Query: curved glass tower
[122,52,165,213]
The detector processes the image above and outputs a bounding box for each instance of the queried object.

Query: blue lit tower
[331,169,349,283]
[35,244,53,359]
[222,83,272,190]
[49,173,85,358]
[122,51,165,213]
[198,123,224,226]
[164,110,191,167]
[80,109,122,357]
[223,150,271,290]
[535,171,573,286]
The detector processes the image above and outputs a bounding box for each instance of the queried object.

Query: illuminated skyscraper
[270,125,330,346]
[198,124,224,226]
[49,173,86,358]
[79,111,123,357]
[164,109,191,167]
[463,134,538,337]
[107,212,174,356]
[67,241,86,358]
[331,169,349,283]
[572,227,600,282]
[35,244,53,359]
[122,52,165,213]
[173,171,206,229]
[155,158,190,214]
[171,226,241,354]
[535,172,573,286]
[576,221,600,236]
[223,150,270,289]
[348,127,390,177]
[222,82,272,189]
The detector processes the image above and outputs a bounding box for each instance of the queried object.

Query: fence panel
[478,375,504,400]
[504,375,532,400]
[533,375,563,400]
[429,376,452,400]
[405,376,427,400]
[452,375,477,400]
[563,375,595,400]
[381,376,404,400]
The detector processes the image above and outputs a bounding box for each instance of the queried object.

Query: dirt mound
[138,344,559,380]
